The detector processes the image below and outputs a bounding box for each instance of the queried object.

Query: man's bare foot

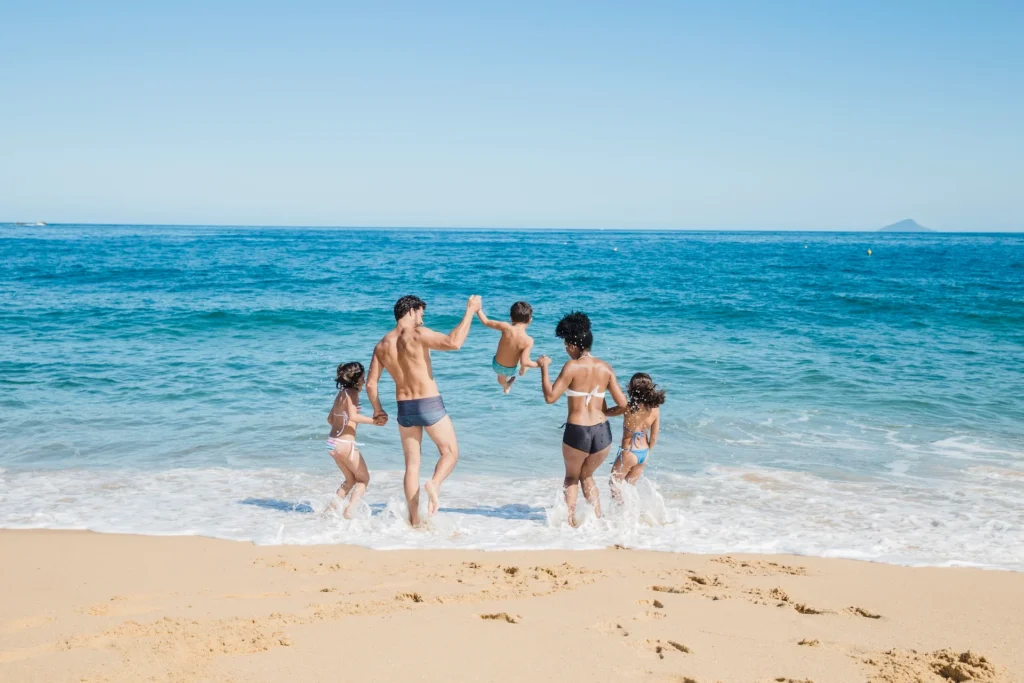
[424,480,440,516]
[503,376,515,394]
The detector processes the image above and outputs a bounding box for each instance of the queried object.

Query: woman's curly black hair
[335,361,365,390]
[555,311,593,351]
[627,372,666,411]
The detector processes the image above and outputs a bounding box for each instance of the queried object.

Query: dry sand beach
[2,531,1021,683]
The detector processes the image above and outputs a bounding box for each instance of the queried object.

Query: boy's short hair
[394,295,426,321]
[510,301,533,324]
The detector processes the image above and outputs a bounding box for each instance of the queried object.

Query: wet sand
[1,530,1021,682]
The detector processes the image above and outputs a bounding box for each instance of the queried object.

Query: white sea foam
[1,466,1021,570]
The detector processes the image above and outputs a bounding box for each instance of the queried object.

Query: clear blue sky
[2,1,1022,230]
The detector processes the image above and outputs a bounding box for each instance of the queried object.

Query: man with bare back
[366,294,481,526]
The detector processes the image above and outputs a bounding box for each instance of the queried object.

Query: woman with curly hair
[538,312,628,527]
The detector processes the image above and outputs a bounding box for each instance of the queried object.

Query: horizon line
[6,225,1024,236]
[4,221,1024,233]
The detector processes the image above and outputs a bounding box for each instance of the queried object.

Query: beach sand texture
[1,531,1021,682]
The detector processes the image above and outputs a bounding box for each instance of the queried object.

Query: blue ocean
[1,224,1022,569]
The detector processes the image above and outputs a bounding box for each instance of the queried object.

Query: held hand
[372,412,388,426]
[467,295,482,312]
[537,355,552,369]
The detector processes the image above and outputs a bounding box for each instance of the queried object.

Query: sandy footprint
[594,620,631,637]
[643,639,691,660]
[711,556,808,576]
[793,603,830,615]
[859,648,1000,682]
[479,612,520,624]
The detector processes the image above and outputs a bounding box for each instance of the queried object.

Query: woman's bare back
[564,357,616,426]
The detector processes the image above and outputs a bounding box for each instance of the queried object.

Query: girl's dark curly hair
[627,372,666,411]
[555,311,593,351]
[335,361,365,390]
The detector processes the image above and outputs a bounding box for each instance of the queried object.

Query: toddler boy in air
[477,301,538,393]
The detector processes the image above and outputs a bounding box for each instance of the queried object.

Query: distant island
[877,219,934,233]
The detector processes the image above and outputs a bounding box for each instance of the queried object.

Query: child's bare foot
[328,485,350,513]
[503,376,515,394]
[424,480,440,516]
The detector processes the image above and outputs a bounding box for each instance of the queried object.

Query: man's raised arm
[421,295,481,351]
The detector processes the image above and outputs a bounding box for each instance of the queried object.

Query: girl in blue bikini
[609,373,665,495]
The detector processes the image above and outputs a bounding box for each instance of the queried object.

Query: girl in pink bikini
[326,362,384,518]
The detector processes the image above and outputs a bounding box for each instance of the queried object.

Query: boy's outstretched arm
[518,338,538,375]
[476,308,509,331]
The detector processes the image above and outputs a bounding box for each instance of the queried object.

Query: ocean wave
[1,466,1021,570]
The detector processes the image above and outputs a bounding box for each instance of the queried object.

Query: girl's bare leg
[625,463,646,485]
[330,444,357,506]
[561,443,587,527]
[344,451,371,519]
[609,451,636,504]
[579,445,612,518]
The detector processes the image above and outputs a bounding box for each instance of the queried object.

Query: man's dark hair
[394,295,426,321]
[555,311,593,351]
[510,301,533,324]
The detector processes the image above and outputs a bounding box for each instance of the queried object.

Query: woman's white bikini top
[565,387,606,406]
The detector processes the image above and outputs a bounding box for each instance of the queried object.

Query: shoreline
[2,530,1022,682]
[5,466,1019,572]
[2,523,1020,574]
